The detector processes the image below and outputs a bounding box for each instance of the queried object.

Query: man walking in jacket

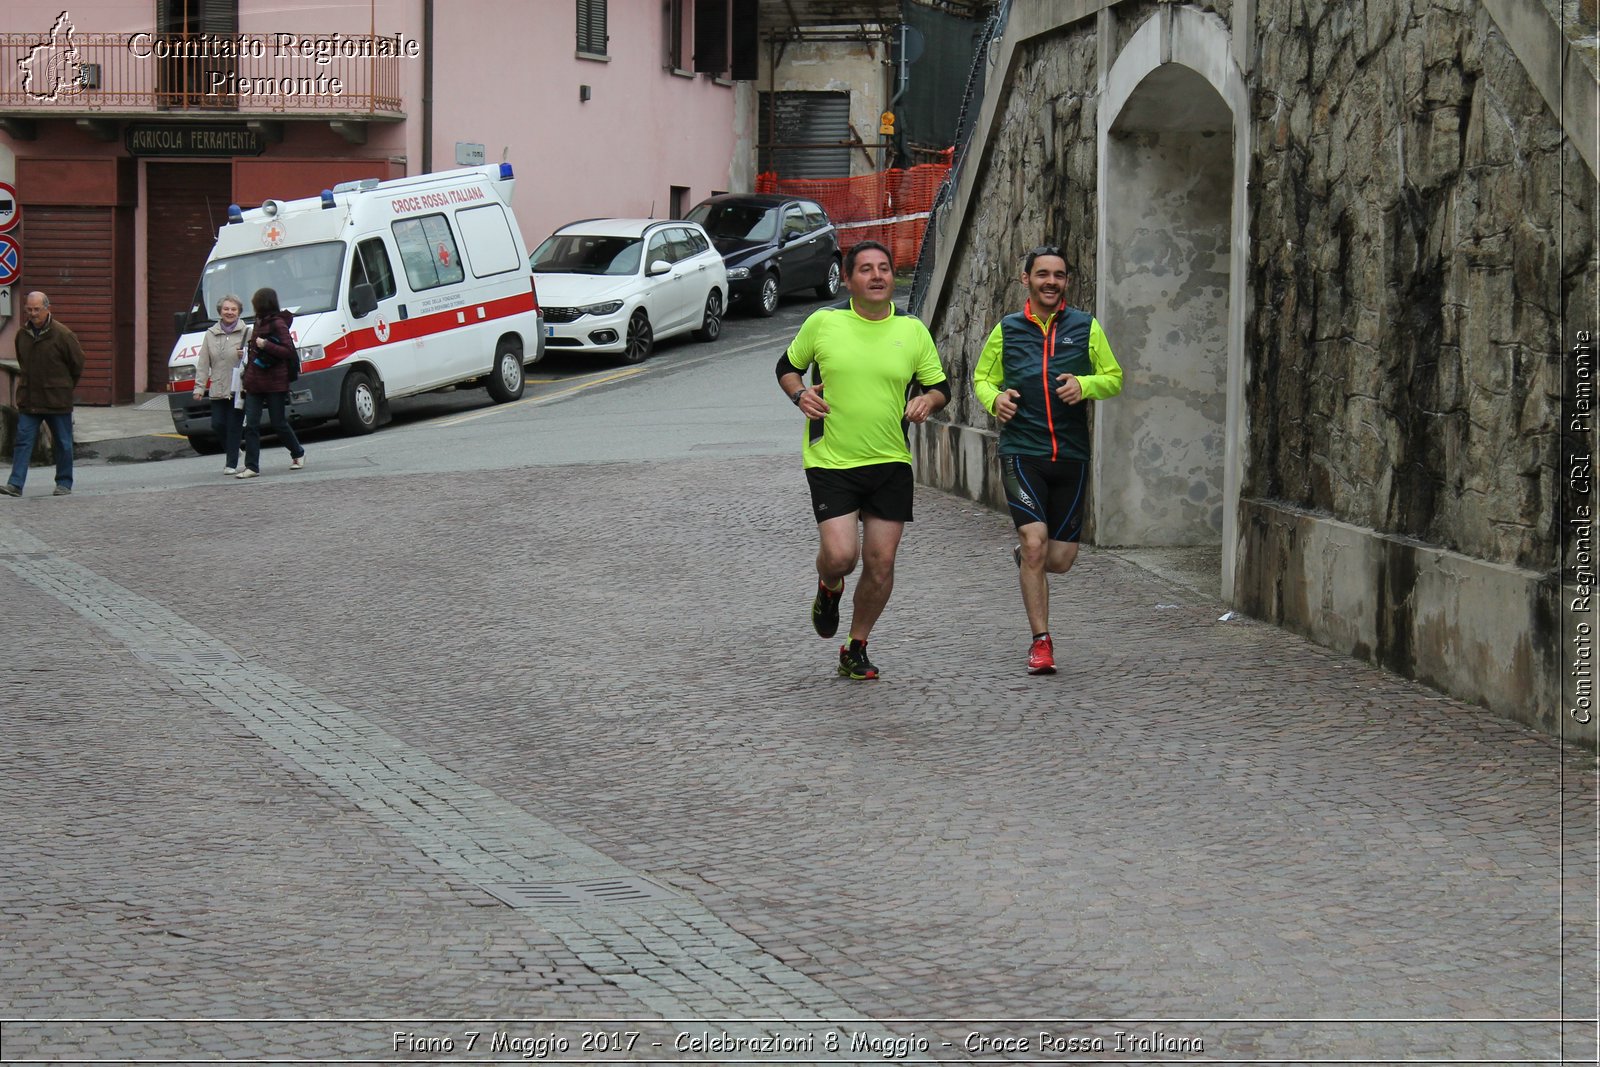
[4,291,85,497]
[972,247,1123,675]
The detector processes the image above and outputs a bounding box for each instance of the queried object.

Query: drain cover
[481,877,678,909]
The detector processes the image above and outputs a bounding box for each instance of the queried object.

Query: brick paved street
[2,416,1596,1062]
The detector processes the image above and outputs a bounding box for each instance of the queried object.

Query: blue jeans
[209,399,243,468]
[8,411,73,492]
[241,391,304,473]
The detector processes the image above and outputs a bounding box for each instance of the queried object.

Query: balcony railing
[0,31,404,115]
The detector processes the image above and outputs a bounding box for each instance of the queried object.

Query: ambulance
[166,163,544,450]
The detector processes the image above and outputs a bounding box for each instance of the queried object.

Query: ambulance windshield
[198,242,346,322]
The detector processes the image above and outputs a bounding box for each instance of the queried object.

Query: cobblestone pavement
[1,455,1596,1064]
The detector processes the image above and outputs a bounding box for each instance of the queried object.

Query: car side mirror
[647,259,672,276]
[350,282,378,318]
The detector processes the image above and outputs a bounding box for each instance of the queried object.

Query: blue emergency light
[227,204,243,224]
[499,162,514,180]
[321,190,336,209]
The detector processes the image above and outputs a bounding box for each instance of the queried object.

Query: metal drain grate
[132,650,242,666]
[480,877,678,909]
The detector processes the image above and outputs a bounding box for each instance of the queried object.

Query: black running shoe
[837,640,879,680]
[812,579,843,638]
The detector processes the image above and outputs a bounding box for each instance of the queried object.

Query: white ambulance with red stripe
[166,164,544,449]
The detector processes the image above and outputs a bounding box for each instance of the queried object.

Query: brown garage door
[146,162,232,390]
[20,207,118,406]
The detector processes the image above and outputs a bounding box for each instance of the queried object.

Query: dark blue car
[685,193,842,316]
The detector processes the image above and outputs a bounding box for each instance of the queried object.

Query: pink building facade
[0,1,746,402]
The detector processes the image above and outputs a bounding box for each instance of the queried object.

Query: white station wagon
[530,218,728,363]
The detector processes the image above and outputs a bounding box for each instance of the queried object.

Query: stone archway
[1093,6,1250,600]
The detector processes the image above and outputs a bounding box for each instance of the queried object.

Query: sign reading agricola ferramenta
[125,124,266,157]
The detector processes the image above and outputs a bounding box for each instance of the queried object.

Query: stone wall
[920,0,1596,735]
[1247,0,1592,573]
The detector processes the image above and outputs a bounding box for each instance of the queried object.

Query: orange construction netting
[756,158,952,268]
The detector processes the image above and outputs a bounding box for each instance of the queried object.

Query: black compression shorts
[1001,455,1087,541]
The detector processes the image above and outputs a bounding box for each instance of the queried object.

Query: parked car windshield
[530,234,644,276]
[198,242,346,323]
[686,202,779,243]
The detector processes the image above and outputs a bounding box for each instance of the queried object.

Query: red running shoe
[1027,634,1056,675]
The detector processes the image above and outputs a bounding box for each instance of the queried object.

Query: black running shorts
[805,462,915,524]
[1001,454,1087,541]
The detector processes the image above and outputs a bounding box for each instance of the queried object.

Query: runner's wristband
[790,388,805,406]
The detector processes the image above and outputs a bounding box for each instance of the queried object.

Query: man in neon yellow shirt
[972,246,1123,674]
[776,241,950,680]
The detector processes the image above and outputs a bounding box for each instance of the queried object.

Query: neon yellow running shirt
[786,302,948,470]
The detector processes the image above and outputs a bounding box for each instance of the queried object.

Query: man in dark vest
[972,247,1124,675]
[4,291,85,497]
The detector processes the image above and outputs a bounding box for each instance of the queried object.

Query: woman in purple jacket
[237,287,307,479]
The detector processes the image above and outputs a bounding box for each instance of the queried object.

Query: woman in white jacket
[192,294,248,474]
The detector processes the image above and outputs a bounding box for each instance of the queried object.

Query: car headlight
[170,362,197,386]
[726,267,750,281]
[298,344,324,367]
[578,300,624,316]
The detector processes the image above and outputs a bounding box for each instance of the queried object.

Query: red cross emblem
[263,222,286,247]
[437,243,451,267]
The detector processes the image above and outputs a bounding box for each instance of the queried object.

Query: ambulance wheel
[338,370,379,435]
[487,340,525,403]
[187,434,222,455]
[692,290,723,342]
[622,310,653,364]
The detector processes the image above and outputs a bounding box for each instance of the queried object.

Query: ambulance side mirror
[173,310,191,339]
[350,283,378,319]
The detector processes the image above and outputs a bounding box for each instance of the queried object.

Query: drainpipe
[421,0,434,173]
[887,21,908,169]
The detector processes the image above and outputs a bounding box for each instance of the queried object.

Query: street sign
[0,181,18,234]
[0,234,20,286]
[455,142,486,166]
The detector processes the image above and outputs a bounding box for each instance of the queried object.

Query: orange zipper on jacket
[1027,299,1059,460]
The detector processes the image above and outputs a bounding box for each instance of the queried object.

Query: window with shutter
[665,0,687,70]
[577,0,608,58]
[693,0,727,75]
[155,0,239,108]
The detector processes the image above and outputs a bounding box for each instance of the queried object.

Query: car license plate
[546,326,556,337]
